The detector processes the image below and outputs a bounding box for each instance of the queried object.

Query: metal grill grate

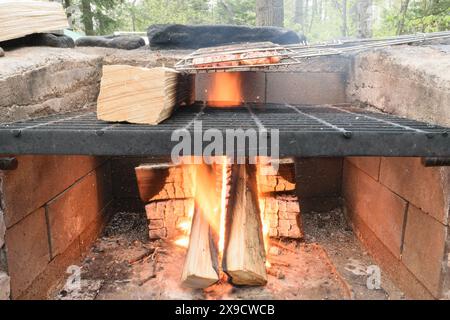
[0,103,448,157]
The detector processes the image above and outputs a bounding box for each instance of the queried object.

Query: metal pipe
[421,157,450,167]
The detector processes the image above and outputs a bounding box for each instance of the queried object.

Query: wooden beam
[0,1,69,42]
[97,65,194,125]
[224,164,268,286]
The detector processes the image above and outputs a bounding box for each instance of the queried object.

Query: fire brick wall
[343,157,450,299]
[0,156,113,299]
[345,45,450,299]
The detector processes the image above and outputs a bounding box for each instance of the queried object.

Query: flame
[174,157,272,275]
[256,159,271,267]
[207,72,242,107]
[174,187,195,248]
[218,157,228,254]
[174,159,222,250]
[174,236,189,248]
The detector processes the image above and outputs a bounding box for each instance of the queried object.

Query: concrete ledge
[0,47,102,123]
[347,46,450,127]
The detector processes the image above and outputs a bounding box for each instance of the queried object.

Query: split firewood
[0,1,69,42]
[223,164,268,286]
[97,65,194,125]
[181,165,220,289]
[181,206,220,288]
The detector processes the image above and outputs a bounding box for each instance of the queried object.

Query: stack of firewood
[0,1,68,43]
[97,65,194,125]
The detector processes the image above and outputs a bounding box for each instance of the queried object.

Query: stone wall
[345,45,450,299]
[0,47,102,123]
[0,156,113,299]
[347,45,450,127]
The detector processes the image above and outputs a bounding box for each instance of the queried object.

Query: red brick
[379,157,449,225]
[149,219,164,230]
[343,161,407,257]
[346,157,380,181]
[5,208,50,299]
[149,228,167,239]
[145,202,162,219]
[266,72,346,104]
[46,163,112,258]
[2,155,105,227]
[402,204,447,297]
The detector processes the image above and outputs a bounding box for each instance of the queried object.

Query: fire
[218,157,228,254]
[174,237,189,248]
[256,158,272,267]
[174,157,271,272]
[174,187,195,248]
[207,72,242,107]
[174,159,222,250]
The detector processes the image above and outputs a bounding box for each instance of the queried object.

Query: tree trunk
[355,0,372,38]
[131,0,137,32]
[396,0,410,35]
[341,0,348,37]
[81,0,94,35]
[294,0,304,30]
[62,0,72,27]
[308,0,317,33]
[256,0,284,27]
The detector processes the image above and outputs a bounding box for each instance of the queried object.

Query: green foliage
[64,0,450,41]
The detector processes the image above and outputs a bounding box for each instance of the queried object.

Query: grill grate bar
[0,103,448,157]
[246,103,267,132]
[328,105,427,133]
[284,104,350,135]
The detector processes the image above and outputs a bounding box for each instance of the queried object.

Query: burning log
[181,165,220,289]
[97,65,194,125]
[224,164,268,286]
[135,163,192,202]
